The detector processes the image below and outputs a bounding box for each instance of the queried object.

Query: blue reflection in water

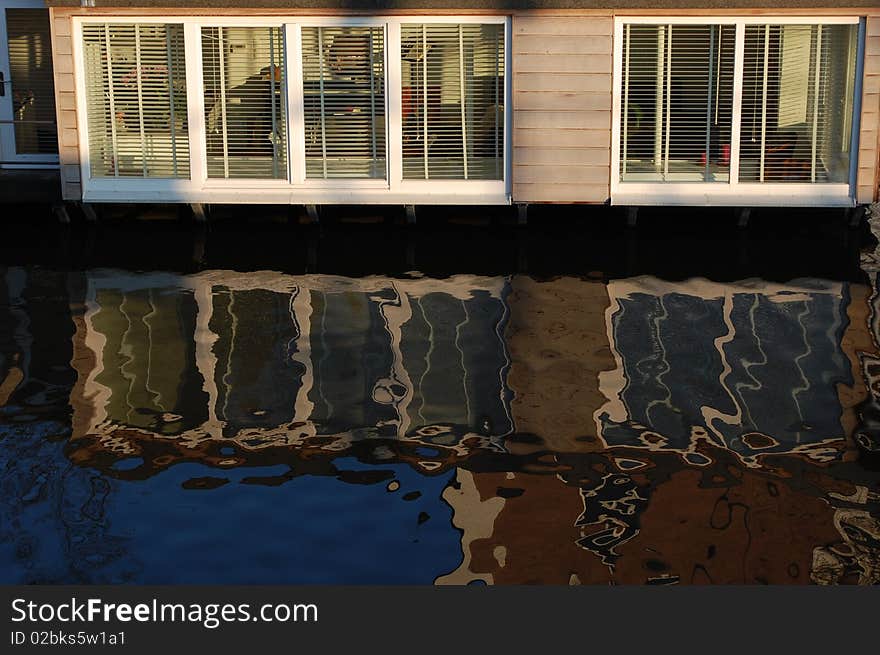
[101,459,459,585]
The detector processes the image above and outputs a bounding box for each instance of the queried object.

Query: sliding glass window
[400,23,505,180]
[617,19,861,188]
[81,23,189,178]
[76,18,509,198]
[201,26,287,179]
[619,24,735,182]
[739,23,858,183]
[301,26,387,179]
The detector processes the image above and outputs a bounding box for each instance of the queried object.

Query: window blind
[201,26,287,179]
[5,9,57,156]
[739,24,858,184]
[400,23,504,180]
[619,24,735,183]
[301,26,386,179]
[82,23,189,178]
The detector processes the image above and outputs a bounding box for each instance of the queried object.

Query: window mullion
[287,23,306,185]
[184,22,206,186]
[386,21,403,191]
[848,18,866,195]
[729,21,745,186]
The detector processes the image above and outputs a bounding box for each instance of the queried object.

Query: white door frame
[0,0,59,168]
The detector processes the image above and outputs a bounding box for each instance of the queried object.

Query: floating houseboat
[0,2,878,215]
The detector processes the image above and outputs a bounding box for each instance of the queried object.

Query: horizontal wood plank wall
[49,8,80,201]
[511,15,613,204]
[858,15,880,204]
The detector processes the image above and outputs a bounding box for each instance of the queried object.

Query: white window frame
[610,15,864,207]
[72,15,511,205]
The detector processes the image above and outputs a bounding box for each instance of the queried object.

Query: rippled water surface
[2,215,880,584]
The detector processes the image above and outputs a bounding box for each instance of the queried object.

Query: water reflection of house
[69,270,513,470]
[434,275,877,584]
[595,277,866,466]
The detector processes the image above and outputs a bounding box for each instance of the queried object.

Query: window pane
[739,24,858,183]
[301,26,386,179]
[619,24,735,183]
[82,23,189,178]
[401,23,505,180]
[202,26,287,179]
[6,9,57,155]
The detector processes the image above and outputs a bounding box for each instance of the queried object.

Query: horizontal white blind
[739,23,858,184]
[400,23,504,180]
[6,9,57,156]
[82,23,189,178]
[619,24,735,183]
[301,26,386,179]
[202,26,287,179]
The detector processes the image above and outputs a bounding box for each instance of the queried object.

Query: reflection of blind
[6,9,57,155]
[619,24,735,182]
[739,24,857,183]
[82,24,189,178]
[201,26,287,179]
[400,23,504,180]
[301,26,386,179]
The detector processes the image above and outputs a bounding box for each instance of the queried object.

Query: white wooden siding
[511,14,613,204]
[858,16,880,204]
[50,9,80,200]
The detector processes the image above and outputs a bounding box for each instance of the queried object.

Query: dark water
[1,210,879,584]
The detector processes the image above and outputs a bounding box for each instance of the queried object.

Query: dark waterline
[1,205,878,584]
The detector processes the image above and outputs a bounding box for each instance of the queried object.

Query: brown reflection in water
[506,276,615,454]
[439,446,880,585]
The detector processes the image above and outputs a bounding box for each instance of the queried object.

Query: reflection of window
[301,26,386,179]
[739,24,858,183]
[82,23,189,178]
[201,26,287,179]
[400,23,504,180]
[619,24,735,182]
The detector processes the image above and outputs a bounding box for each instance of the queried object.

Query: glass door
[0,1,58,166]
